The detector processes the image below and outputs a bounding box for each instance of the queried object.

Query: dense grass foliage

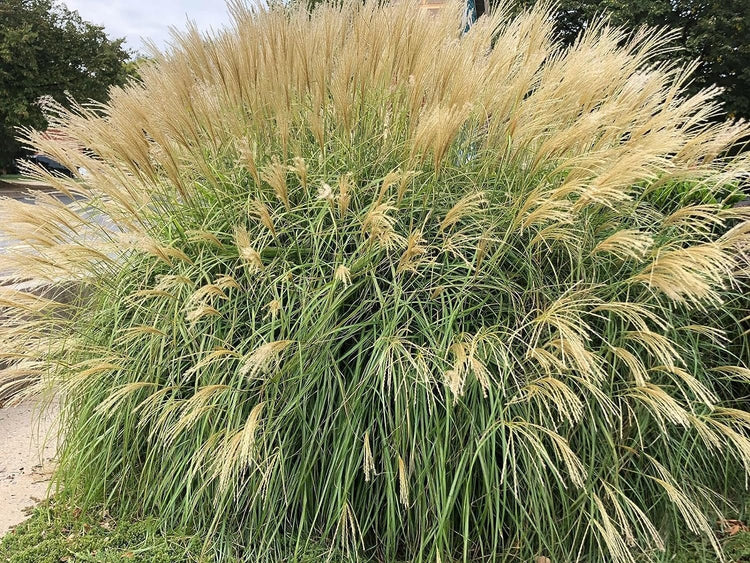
[1,1,750,560]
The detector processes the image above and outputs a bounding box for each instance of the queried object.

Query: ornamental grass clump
[2,1,750,560]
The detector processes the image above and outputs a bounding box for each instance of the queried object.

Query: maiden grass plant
[1,1,750,560]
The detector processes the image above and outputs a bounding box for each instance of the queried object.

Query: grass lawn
[0,500,204,563]
[0,175,44,183]
[0,174,47,188]
[3,501,750,563]
[0,499,348,562]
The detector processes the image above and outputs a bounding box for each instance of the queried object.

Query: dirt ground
[0,401,58,536]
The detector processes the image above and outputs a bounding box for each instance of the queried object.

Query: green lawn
[3,501,750,562]
[0,174,42,186]
[0,500,345,562]
[0,501,204,563]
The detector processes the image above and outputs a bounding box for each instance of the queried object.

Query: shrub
[1,1,750,561]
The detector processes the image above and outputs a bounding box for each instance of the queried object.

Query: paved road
[0,183,77,253]
[0,184,102,264]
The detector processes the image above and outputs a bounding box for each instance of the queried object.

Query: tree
[0,0,131,171]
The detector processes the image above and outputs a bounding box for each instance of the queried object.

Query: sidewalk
[0,401,58,536]
[0,179,66,536]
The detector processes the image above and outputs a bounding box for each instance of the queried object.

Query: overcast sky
[60,0,235,54]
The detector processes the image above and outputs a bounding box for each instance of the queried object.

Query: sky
[60,0,235,54]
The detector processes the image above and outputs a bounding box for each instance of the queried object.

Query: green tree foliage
[122,55,154,82]
[513,0,750,120]
[0,0,131,171]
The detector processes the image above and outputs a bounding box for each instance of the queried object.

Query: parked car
[28,154,73,177]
